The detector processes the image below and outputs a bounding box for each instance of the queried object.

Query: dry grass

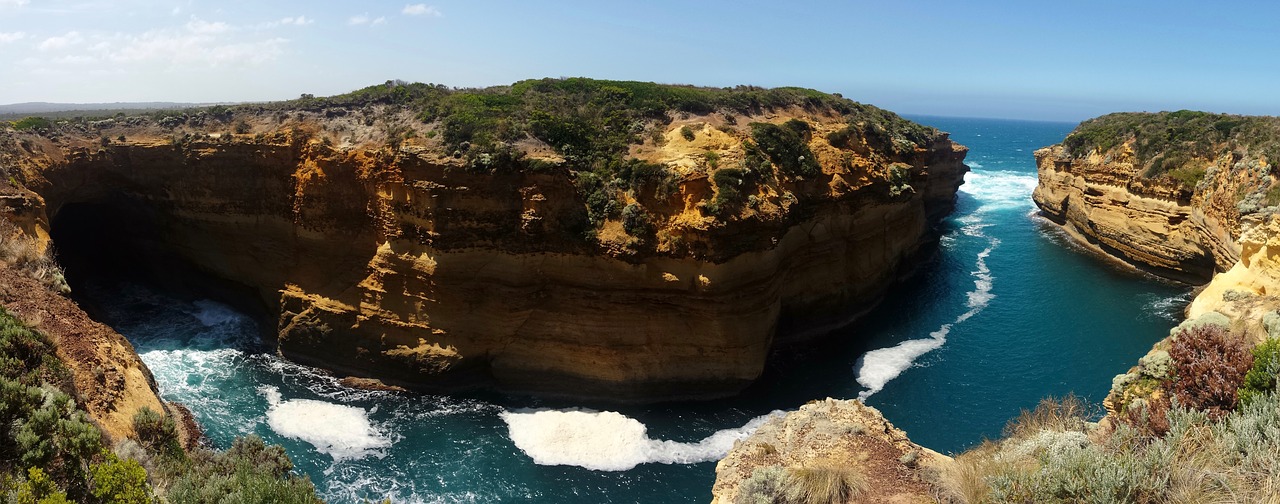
[1003,394,1092,439]
[0,219,68,293]
[779,460,867,504]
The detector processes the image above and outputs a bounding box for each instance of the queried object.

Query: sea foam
[500,409,779,471]
[855,169,1025,399]
[260,386,391,461]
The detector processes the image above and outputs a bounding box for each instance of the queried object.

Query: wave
[260,386,392,461]
[854,169,1028,399]
[856,239,997,399]
[1139,291,1193,322]
[500,409,781,471]
[958,170,1039,212]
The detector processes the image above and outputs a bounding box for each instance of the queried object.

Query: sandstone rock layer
[3,102,966,401]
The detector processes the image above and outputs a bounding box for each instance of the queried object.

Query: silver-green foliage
[986,391,1280,502]
[734,465,786,504]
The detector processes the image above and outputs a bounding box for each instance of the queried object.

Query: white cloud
[0,0,30,7]
[23,20,290,72]
[0,31,26,43]
[402,4,441,16]
[348,13,387,26]
[186,17,232,34]
[38,31,83,51]
[279,16,313,26]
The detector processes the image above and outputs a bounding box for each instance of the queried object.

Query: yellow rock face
[1032,144,1239,283]
[4,112,967,401]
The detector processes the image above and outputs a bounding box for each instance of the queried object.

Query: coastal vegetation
[938,317,1280,503]
[5,78,947,259]
[0,307,320,503]
[1061,111,1280,192]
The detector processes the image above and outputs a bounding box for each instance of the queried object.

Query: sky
[2,0,1279,121]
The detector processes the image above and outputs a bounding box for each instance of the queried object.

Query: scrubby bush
[1062,111,1280,185]
[621,203,652,237]
[90,453,151,504]
[1238,337,1280,407]
[707,167,749,217]
[11,117,52,132]
[750,121,820,178]
[164,436,322,504]
[1167,324,1252,419]
[1003,394,1092,439]
[888,163,913,197]
[734,465,785,504]
[680,125,696,141]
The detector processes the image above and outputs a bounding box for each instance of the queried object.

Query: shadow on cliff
[49,196,275,342]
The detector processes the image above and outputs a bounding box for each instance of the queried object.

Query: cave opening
[48,194,274,340]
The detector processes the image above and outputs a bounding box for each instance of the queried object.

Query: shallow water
[74,116,1189,503]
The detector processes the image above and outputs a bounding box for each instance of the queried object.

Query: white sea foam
[968,161,984,168]
[958,170,1039,211]
[260,386,391,461]
[854,170,1031,399]
[1140,291,1193,322]
[500,409,780,471]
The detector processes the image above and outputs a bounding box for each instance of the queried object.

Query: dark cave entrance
[48,194,274,337]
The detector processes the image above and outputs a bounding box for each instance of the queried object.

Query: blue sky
[1,0,1277,121]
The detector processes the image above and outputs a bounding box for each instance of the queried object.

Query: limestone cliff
[0,79,967,401]
[1032,111,1280,283]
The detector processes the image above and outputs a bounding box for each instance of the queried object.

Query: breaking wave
[854,169,1032,399]
[500,409,781,471]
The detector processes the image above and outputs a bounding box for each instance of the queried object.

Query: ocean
[71,116,1189,503]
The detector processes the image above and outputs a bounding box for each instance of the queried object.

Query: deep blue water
[78,116,1189,503]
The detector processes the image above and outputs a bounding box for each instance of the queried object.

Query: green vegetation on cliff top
[4,78,948,256]
[1062,111,1280,185]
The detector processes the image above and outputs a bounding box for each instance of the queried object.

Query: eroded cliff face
[1,99,966,401]
[1032,144,1241,283]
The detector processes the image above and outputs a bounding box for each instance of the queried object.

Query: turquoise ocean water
[70,116,1190,503]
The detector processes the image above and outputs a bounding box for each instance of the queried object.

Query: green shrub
[165,436,322,504]
[6,467,71,504]
[90,453,151,504]
[708,168,749,216]
[1238,337,1280,407]
[11,117,52,132]
[621,203,652,237]
[750,121,820,178]
[888,163,913,197]
[680,125,696,141]
[133,407,183,460]
[1264,183,1280,207]
[1062,111,1280,182]
[826,125,857,149]
[703,150,720,170]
